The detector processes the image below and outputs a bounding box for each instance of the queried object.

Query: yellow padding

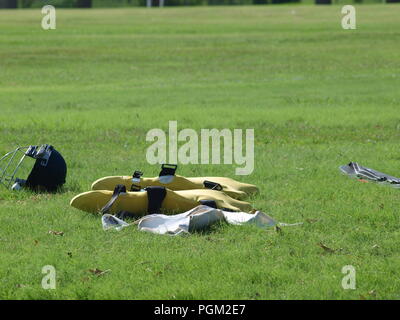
[91,175,258,200]
[70,188,253,216]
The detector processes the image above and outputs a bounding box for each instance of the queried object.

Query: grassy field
[1,5,400,300]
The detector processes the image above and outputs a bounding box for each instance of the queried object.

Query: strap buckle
[159,164,177,184]
[159,164,177,177]
[132,170,143,183]
[203,180,223,191]
[100,184,127,215]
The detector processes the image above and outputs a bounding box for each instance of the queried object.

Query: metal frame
[0,146,30,189]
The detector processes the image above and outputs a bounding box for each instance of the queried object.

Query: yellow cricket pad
[91,174,258,200]
[70,188,253,216]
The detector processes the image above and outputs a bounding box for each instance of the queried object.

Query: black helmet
[0,144,67,192]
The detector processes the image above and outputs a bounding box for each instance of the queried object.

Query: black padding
[199,200,217,209]
[25,145,67,192]
[159,164,177,177]
[146,186,167,214]
[203,180,223,191]
[101,184,126,215]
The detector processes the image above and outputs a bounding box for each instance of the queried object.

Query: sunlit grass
[0,5,399,299]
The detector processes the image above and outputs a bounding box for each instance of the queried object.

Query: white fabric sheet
[102,205,301,235]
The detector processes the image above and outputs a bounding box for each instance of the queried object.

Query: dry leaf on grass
[317,242,339,254]
[360,290,376,300]
[88,268,111,276]
[48,230,64,236]
[368,290,376,297]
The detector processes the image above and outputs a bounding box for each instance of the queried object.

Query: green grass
[1,5,400,299]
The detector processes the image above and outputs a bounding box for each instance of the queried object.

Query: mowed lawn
[0,5,400,299]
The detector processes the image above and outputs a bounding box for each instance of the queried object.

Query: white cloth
[137,205,287,235]
[102,214,130,231]
[102,205,301,235]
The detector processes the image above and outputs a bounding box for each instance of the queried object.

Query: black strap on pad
[199,199,217,209]
[130,184,142,192]
[100,184,127,215]
[146,186,167,214]
[203,180,223,191]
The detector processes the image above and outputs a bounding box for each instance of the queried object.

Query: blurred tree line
[1,0,393,7]
[13,0,301,7]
